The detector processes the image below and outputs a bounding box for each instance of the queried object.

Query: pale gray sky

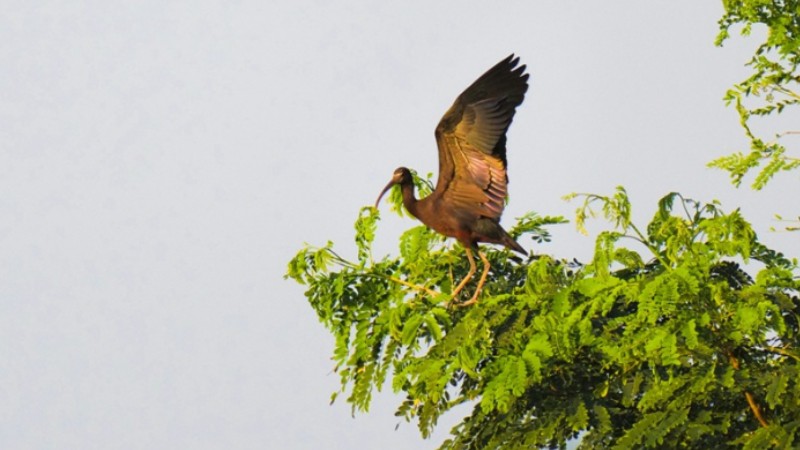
[2,2,798,449]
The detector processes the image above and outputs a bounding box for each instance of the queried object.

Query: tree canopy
[287,3,800,448]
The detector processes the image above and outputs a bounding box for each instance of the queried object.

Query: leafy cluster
[287,186,800,449]
[711,0,800,191]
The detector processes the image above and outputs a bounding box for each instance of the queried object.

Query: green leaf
[401,314,424,346]
[354,206,378,263]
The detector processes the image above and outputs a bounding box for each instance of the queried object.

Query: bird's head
[375,167,413,208]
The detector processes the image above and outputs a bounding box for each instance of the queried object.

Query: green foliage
[287,188,800,449]
[711,0,800,191]
[285,6,800,447]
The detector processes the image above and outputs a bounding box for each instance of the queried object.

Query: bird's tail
[502,232,527,255]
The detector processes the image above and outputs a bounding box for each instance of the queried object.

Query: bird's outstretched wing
[434,54,529,220]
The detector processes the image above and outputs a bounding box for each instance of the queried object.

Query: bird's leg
[460,250,490,307]
[450,247,477,301]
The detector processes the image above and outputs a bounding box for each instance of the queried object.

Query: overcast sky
[2,2,798,449]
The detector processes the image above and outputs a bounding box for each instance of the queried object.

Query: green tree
[288,188,799,449]
[710,0,800,194]
[287,5,800,449]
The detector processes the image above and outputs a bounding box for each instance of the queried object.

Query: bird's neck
[400,182,421,218]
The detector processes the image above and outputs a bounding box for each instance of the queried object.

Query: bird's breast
[416,197,476,241]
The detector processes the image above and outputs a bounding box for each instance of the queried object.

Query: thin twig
[745,392,769,428]
[761,345,800,362]
[629,223,673,271]
[728,353,769,429]
[675,193,694,223]
[386,275,439,298]
[776,130,800,138]
[354,272,439,298]
[773,85,800,101]
[326,249,358,269]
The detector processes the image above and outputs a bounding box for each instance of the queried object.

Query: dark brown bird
[375,55,529,306]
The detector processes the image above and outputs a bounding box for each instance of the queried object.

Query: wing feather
[433,55,529,220]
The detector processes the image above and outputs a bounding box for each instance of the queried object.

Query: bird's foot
[458,295,479,307]
[446,292,480,308]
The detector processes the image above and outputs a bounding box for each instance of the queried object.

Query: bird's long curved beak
[374,179,396,208]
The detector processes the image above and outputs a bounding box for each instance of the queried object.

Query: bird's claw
[458,296,479,307]
[446,293,480,308]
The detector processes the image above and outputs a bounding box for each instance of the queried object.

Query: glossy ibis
[375,54,529,306]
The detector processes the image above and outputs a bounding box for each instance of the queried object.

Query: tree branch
[728,353,769,429]
[745,392,770,429]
